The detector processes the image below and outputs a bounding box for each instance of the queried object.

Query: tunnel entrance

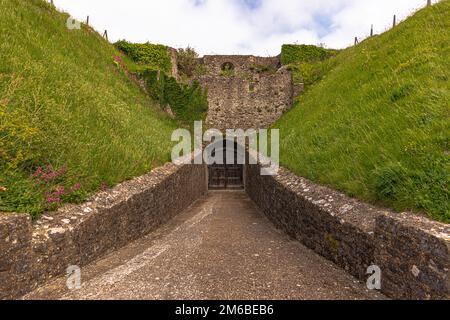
[208,140,244,190]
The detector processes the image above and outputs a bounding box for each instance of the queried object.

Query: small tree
[177,46,199,78]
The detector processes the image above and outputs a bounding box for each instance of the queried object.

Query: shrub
[142,69,208,123]
[177,46,199,78]
[217,62,234,77]
[193,64,208,77]
[114,40,172,73]
[116,43,207,123]
[249,64,276,74]
[281,44,339,65]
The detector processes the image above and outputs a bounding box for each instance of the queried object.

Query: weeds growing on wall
[281,44,340,89]
[114,44,208,124]
[177,46,200,78]
[249,64,277,74]
[281,44,339,65]
[115,40,172,73]
[142,69,208,123]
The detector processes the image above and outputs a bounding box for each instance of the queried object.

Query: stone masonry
[0,162,207,299]
[245,163,450,300]
[196,55,295,130]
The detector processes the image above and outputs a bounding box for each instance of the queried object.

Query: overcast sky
[54,0,434,56]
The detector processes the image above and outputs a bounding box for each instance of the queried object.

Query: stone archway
[221,62,235,72]
[207,139,244,190]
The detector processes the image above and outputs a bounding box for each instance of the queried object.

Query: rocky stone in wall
[375,213,450,300]
[245,163,450,300]
[197,55,294,130]
[0,214,33,299]
[245,164,378,281]
[0,162,207,299]
[202,55,280,77]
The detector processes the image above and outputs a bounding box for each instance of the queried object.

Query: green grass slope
[276,1,449,222]
[0,0,178,218]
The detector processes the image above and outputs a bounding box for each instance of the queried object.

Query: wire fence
[48,0,439,48]
[48,0,110,42]
[353,0,436,46]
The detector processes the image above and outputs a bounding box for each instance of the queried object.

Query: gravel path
[25,191,384,300]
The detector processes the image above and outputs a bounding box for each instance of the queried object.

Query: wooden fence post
[393,15,396,27]
[370,24,374,37]
[427,0,432,6]
[86,16,89,26]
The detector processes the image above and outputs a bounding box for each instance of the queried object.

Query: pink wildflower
[32,167,43,178]
[45,191,61,204]
[55,185,65,196]
[31,164,68,183]
[100,182,109,191]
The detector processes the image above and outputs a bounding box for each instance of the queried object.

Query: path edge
[0,161,207,300]
[245,163,450,300]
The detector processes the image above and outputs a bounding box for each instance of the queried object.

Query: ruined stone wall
[0,162,207,300]
[245,164,450,300]
[168,47,179,80]
[201,55,280,77]
[196,55,294,130]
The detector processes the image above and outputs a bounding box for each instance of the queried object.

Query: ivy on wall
[281,44,339,65]
[114,42,207,123]
[142,69,208,123]
[114,40,172,73]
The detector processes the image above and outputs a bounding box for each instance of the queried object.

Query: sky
[54,0,435,56]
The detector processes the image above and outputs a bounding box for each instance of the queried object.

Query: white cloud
[53,0,437,56]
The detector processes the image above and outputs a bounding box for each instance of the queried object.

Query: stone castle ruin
[2,46,448,301]
[194,55,301,130]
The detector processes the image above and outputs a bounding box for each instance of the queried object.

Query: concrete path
[25,191,384,300]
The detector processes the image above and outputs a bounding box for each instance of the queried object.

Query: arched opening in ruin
[207,139,244,190]
[221,62,235,72]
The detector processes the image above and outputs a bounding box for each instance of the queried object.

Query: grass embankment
[276,1,449,222]
[0,0,178,218]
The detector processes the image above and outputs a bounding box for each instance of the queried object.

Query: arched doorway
[221,62,234,72]
[207,139,244,190]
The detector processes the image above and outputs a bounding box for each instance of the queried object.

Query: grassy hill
[0,0,178,218]
[276,1,449,222]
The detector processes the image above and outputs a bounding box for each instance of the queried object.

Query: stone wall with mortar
[196,55,294,130]
[168,47,179,80]
[0,214,33,300]
[375,213,450,299]
[0,162,207,300]
[245,164,450,300]
[201,55,281,77]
